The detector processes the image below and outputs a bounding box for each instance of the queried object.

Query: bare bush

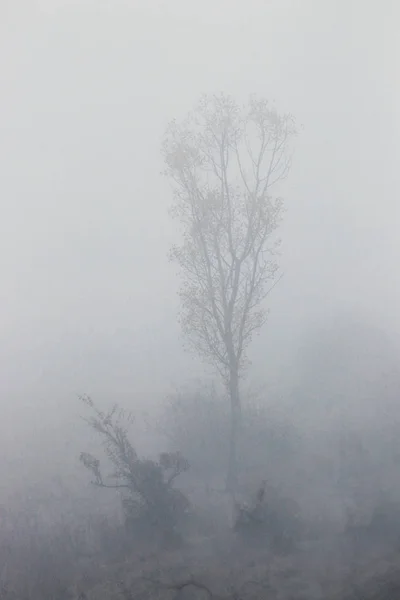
[233,480,302,553]
[79,395,190,542]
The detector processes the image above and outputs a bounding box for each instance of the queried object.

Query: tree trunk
[226,366,241,493]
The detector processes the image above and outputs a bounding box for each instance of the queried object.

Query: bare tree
[163,93,297,491]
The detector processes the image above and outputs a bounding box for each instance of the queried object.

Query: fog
[1,1,400,598]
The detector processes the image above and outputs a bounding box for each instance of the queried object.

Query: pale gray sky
[0,0,399,449]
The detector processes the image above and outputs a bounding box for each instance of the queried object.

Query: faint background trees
[161,381,300,490]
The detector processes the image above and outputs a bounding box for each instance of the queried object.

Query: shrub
[233,480,302,552]
[79,395,190,541]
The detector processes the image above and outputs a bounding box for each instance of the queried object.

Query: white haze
[0,0,399,486]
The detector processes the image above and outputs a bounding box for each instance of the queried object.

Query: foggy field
[1,0,400,598]
[3,357,400,600]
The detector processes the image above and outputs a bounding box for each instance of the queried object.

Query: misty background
[0,0,399,496]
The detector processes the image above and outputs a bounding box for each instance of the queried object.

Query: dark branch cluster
[79,395,190,533]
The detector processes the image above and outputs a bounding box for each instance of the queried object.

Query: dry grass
[73,537,400,600]
[2,475,400,600]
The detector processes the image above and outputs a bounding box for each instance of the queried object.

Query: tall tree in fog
[163,94,296,490]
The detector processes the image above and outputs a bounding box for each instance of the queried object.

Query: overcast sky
[0,0,399,450]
